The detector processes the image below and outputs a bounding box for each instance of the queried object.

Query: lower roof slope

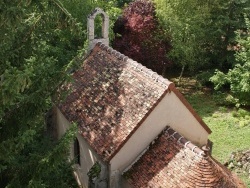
[58,43,173,161]
[124,126,245,188]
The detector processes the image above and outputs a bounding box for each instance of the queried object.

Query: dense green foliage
[153,0,211,71]
[210,17,250,106]
[208,0,250,68]
[0,0,120,187]
[0,1,82,187]
[1,0,250,186]
[153,0,250,71]
[152,0,250,105]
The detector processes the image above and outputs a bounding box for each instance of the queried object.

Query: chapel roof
[124,126,245,188]
[58,42,174,161]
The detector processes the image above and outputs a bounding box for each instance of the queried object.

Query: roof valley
[124,126,242,188]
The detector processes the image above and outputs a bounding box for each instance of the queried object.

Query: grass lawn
[172,77,250,186]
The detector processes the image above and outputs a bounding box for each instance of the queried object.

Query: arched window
[74,138,81,165]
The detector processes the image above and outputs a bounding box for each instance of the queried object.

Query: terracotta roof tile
[124,126,245,188]
[58,43,173,161]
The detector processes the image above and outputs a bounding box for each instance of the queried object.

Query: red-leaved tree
[113,0,171,74]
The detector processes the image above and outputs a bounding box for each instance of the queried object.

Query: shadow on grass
[171,76,219,118]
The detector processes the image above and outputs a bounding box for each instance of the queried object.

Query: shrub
[210,17,250,106]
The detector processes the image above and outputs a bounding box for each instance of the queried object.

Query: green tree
[153,0,211,75]
[153,0,250,79]
[207,0,250,69]
[0,0,122,187]
[0,0,83,187]
[210,17,250,106]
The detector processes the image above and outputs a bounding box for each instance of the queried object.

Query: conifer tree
[0,0,121,186]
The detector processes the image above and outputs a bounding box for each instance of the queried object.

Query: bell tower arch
[87,8,109,50]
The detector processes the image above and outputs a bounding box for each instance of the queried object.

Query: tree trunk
[178,65,185,85]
